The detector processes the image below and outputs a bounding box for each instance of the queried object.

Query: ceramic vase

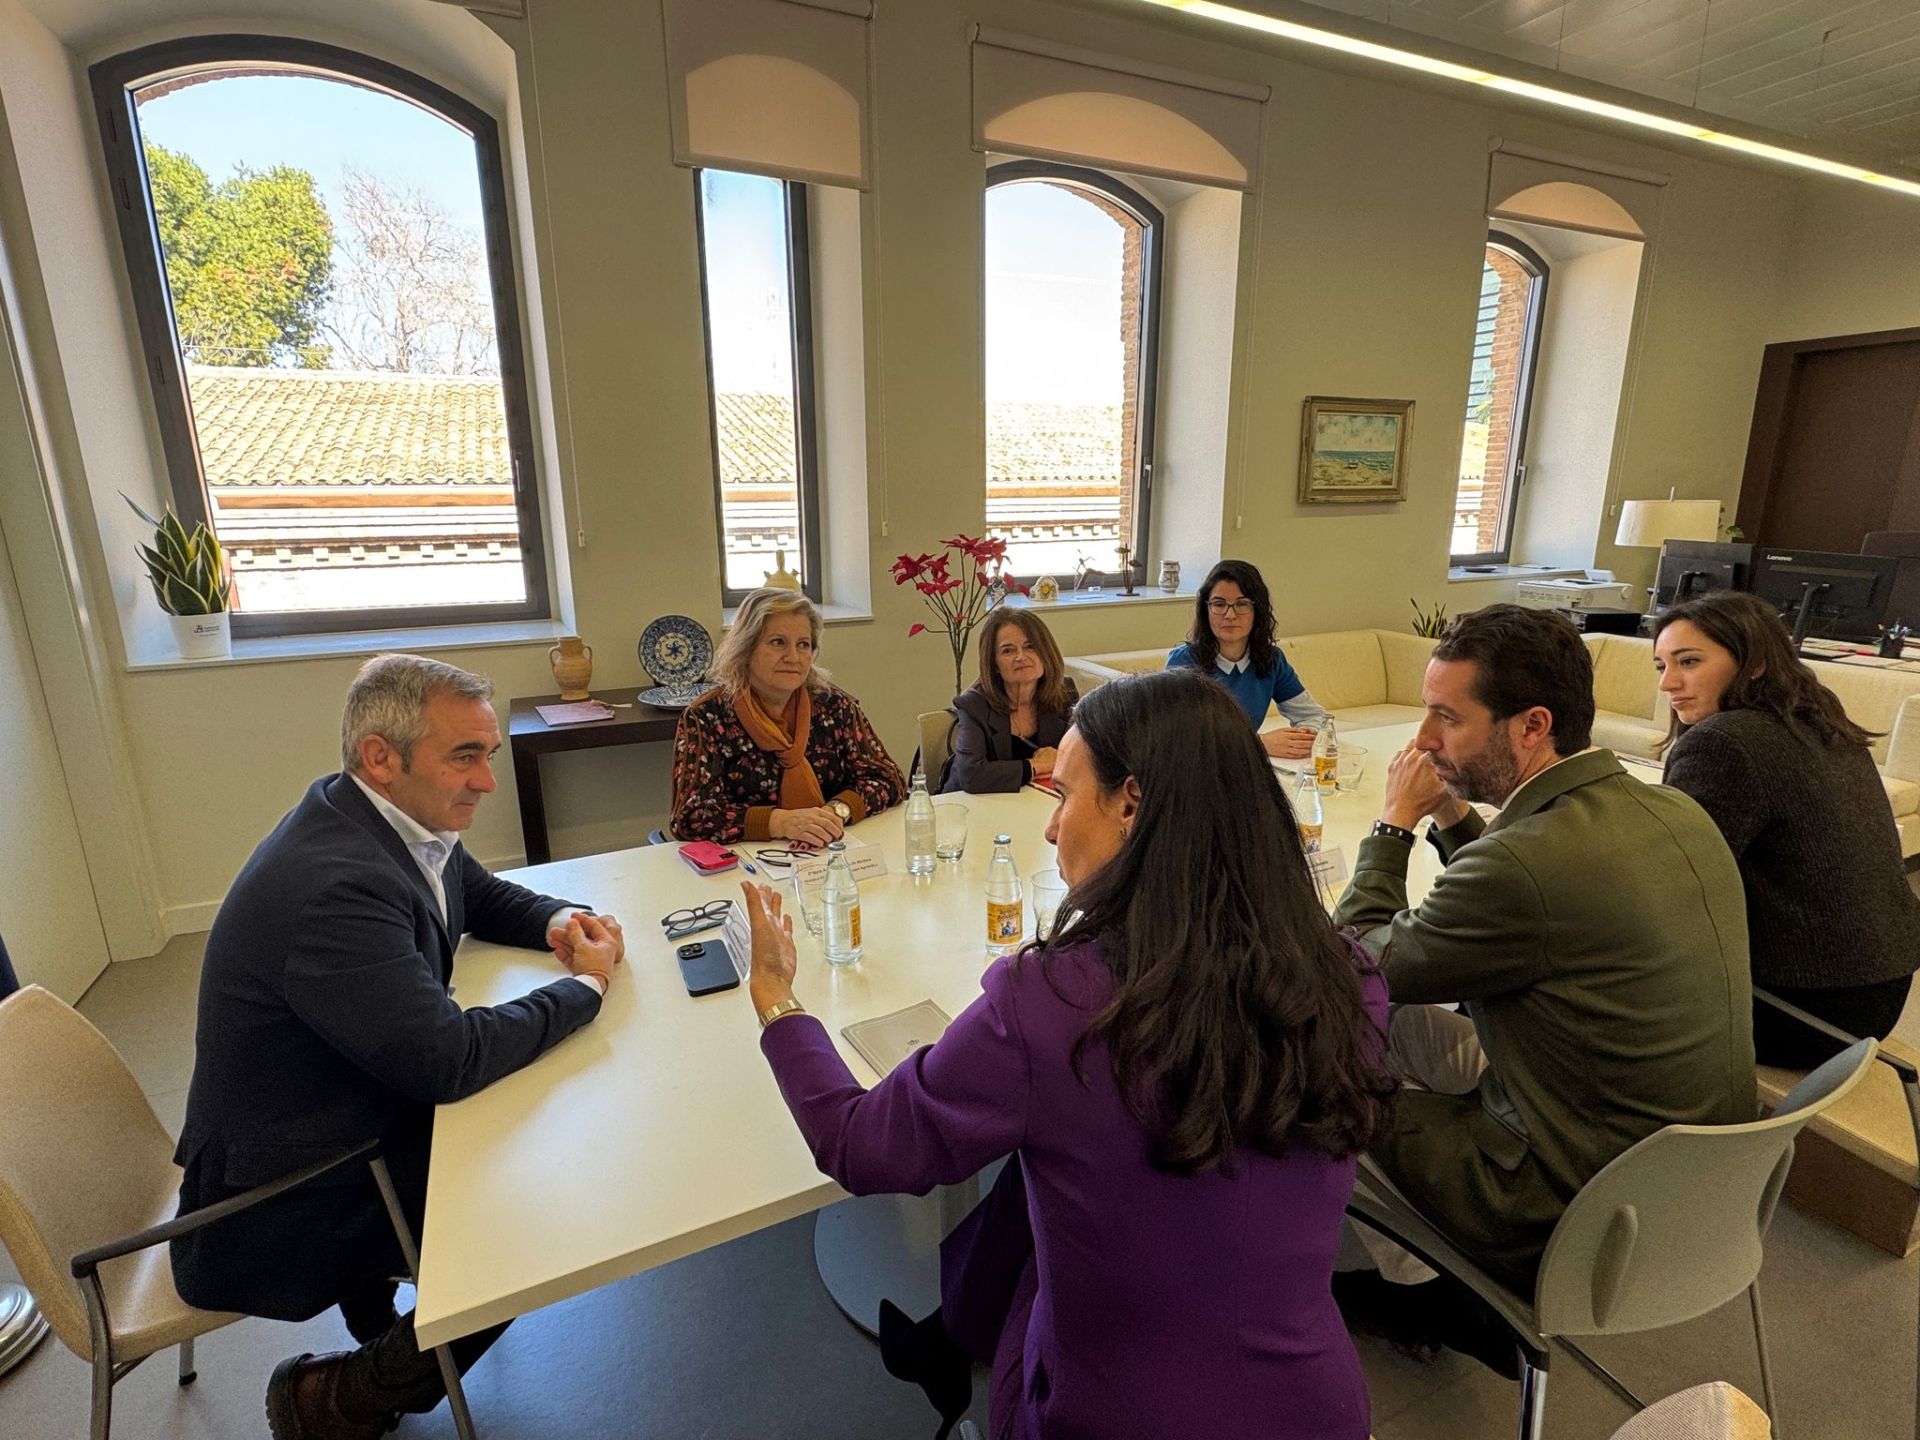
[549,636,594,699]
[1159,561,1181,593]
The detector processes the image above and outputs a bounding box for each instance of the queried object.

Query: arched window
[984,163,1162,583]
[1452,232,1548,565]
[92,37,549,636]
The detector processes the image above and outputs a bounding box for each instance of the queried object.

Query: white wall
[1772,178,1920,342]
[0,0,1913,945]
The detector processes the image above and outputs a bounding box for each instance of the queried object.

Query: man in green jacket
[1333,606,1752,1323]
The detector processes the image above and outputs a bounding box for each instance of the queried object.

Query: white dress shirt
[349,774,602,995]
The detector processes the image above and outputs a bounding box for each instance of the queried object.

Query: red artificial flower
[926,553,952,584]
[891,552,932,585]
[908,623,926,637]
[916,576,963,596]
[975,536,1008,564]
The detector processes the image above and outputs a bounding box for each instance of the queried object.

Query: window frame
[90,34,552,639]
[1451,229,1549,568]
[983,160,1164,585]
[692,172,824,607]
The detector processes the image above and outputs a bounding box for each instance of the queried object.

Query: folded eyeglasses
[661,899,733,940]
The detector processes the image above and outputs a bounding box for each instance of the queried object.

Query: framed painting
[1297,397,1413,504]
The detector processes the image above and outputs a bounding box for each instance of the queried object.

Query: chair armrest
[1754,987,1918,1084]
[70,1139,380,1278]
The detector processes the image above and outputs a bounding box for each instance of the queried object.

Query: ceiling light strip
[1138,0,1920,200]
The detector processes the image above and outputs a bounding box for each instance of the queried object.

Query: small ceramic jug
[1159,560,1181,593]
[549,636,593,699]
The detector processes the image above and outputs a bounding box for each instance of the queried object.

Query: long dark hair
[1187,559,1280,676]
[974,608,1071,716]
[1654,591,1874,751]
[1044,669,1394,1173]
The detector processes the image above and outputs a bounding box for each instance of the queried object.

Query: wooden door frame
[1738,325,1920,545]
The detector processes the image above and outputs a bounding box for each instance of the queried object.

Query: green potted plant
[1410,598,1448,638]
[124,495,232,658]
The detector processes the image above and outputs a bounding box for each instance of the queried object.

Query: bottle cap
[995,833,1012,844]
[828,840,845,851]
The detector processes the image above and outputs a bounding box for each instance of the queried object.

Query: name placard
[792,838,890,885]
[1307,845,1350,889]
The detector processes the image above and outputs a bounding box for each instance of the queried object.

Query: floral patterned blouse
[670,683,908,842]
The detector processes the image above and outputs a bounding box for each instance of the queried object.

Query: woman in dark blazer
[1655,590,1920,1066]
[738,670,1394,1440]
[943,608,1078,793]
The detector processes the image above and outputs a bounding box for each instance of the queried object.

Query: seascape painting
[1297,397,1413,504]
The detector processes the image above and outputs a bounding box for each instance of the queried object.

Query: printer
[1515,577,1637,611]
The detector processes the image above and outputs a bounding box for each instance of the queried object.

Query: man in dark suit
[1331,606,1752,1367]
[172,654,626,1440]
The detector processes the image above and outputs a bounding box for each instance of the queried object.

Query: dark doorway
[1737,327,1920,552]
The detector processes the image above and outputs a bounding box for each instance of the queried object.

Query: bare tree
[324,167,498,375]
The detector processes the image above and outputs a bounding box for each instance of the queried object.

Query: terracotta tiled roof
[186,368,1125,489]
[186,367,512,488]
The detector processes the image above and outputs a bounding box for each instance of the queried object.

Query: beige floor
[2,931,1917,1440]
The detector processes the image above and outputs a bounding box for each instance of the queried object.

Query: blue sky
[136,73,484,226]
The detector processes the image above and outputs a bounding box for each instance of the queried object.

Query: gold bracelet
[758,996,806,1029]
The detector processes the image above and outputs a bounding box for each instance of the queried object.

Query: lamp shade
[1615,498,1720,548]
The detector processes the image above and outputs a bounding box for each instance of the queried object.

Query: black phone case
[678,938,740,997]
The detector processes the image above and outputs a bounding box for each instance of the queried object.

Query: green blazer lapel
[1486,748,1626,833]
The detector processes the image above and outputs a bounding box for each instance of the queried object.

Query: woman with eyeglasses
[943,608,1078,794]
[738,670,1393,1440]
[1168,559,1328,760]
[671,588,906,846]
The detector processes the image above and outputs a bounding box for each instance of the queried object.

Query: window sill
[124,617,574,673]
[720,600,873,628]
[1446,564,1586,583]
[1006,588,1195,611]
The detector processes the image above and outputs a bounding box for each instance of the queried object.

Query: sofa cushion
[1806,661,1920,765]
[1592,712,1666,760]
[1882,774,1920,819]
[1321,703,1424,732]
[1275,630,1388,711]
[1584,634,1661,723]
[1755,1034,1920,1188]
[1376,630,1439,706]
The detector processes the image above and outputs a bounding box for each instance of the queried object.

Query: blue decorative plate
[639,614,713,692]
[637,683,711,710]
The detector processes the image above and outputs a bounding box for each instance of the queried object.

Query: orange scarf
[733,685,826,811]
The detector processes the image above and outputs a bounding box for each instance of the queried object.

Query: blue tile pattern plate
[639,614,713,693]
[637,684,710,710]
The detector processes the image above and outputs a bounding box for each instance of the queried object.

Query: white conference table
[413,721,1443,1348]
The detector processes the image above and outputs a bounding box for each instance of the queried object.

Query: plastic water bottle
[822,842,862,966]
[1293,766,1324,853]
[985,834,1023,959]
[1312,714,1340,795]
[904,763,937,875]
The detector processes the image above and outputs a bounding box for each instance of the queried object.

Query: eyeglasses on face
[661,899,733,939]
[1206,598,1255,616]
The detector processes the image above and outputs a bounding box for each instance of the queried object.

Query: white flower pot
[169,611,231,660]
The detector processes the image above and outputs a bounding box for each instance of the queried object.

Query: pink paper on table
[535,700,615,726]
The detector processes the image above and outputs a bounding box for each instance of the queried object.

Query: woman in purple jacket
[739,669,1394,1440]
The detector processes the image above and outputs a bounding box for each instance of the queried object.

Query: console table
[506,688,681,865]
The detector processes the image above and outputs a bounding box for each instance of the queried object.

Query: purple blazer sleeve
[759,960,1031,1196]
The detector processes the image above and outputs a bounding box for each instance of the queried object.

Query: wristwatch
[758,996,806,1029]
[829,799,853,824]
[1371,819,1418,845]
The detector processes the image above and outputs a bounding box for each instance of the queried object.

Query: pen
[741,860,758,875]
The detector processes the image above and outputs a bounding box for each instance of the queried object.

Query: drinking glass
[934,801,969,862]
[788,866,824,937]
[1335,745,1369,792]
[1030,868,1068,940]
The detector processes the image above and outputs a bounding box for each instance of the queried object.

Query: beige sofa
[1066,627,1920,857]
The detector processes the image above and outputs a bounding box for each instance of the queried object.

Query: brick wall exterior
[1085,189,1145,572]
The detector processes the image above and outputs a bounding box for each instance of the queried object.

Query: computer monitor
[1747,549,1900,646]
[1653,541,1752,610]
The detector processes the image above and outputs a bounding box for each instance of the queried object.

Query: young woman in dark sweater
[1654,590,1920,1066]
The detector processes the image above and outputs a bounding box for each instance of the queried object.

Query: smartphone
[676,939,740,997]
[678,841,739,875]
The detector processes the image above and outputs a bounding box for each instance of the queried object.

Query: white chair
[917,708,957,790]
[1348,1039,1878,1440]
[0,984,479,1440]
[1612,1381,1772,1438]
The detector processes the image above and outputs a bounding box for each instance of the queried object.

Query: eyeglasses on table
[661,899,733,940]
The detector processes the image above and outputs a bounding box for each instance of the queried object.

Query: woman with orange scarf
[671,589,907,845]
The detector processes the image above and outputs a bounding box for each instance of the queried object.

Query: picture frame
[1297,396,1414,504]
